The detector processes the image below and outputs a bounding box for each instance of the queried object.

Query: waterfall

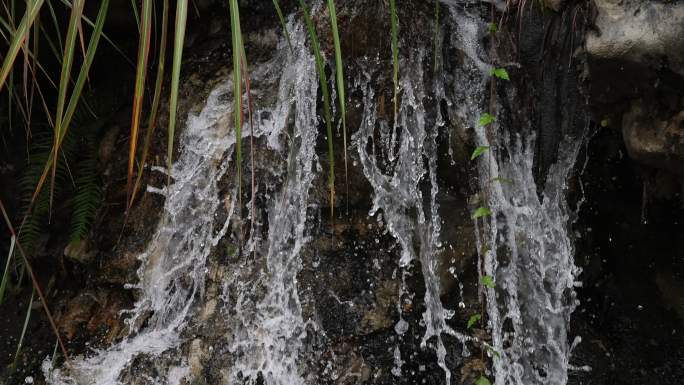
[226,22,318,385]
[42,19,316,385]
[354,44,470,383]
[475,129,584,385]
[439,3,585,384]
[43,74,236,385]
[40,4,587,385]
[458,17,585,385]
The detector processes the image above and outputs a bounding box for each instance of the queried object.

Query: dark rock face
[622,100,684,177]
[587,0,684,185]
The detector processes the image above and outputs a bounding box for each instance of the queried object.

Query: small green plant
[298,0,336,218]
[476,375,492,385]
[480,275,496,289]
[490,67,509,81]
[488,22,498,34]
[472,207,492,219]
[478,113,496,126]
[471,146,490,160]
[467,313,482,329]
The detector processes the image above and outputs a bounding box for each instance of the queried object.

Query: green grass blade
[167,0,188,185]
[11,288,34,370]
[58,0,134,67]
[51,0,85,214]
[0,0,44,92]
[272,0,293,52]
[0,199,70,362]
[0,235,16,304]
[229,0,243,205]
[22,0,108,230]
[130,0,140,31]
[299,0,335,218]
[46,0,63,53]
[131,0,169,207]
[127,0,153,205]
[389,0,399,121]
[327,0,348,207]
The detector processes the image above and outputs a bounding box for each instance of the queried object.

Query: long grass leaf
[298,0,335,219]
[127,0,153,205]
[51,0,85,215]
[0,235,15,304]
[58,0,135,67]
[389,0,399,121]
[167,0,188,184]
[229,0,243,205]
[11,288,33,370]
[22,0,109,233]
[272,0,293,52]
[327,0,347,209]
[0,0,43,92]
[131,0,169,207]
[0,199,70,362]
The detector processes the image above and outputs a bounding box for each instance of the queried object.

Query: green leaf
[472,206,491,219]
[491,67,509,80]
[600,118,610,127]
[488,22,498,34]
[167,0,188,185]
[470,146,489,160]
[327,0,348,196]
[478,113,496,127]
[0,236,16,304]
[298,0,335,218]
[127,0,152,204]
[481,275,496,289]
[467,313,481,329]
[476,376,492,385]
[272,0,293,52]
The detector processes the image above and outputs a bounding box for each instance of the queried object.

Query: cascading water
[354,47,468,384]
[39,3,589,384]
[226,22,318,385]
[448,11,587,385]
[474,129,585,385]
[43,70,236,385]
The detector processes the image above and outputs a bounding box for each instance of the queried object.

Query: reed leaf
[127,0,153,206]
[167,0,188,185]
[0,0,43,92]
[22,0,109,228]
[327,0,348,203]
[0,235,16,304]
[0,199,70,362]
[50,0,84,215]
[131,0,169,208]
[272,0,293,52]
[11,288,34,370]
[298,0,335,218]
[229,0,244,204]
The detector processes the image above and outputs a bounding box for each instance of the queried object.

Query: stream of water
[43,4,585,385]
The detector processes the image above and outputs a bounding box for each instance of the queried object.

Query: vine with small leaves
[467,14,512,384]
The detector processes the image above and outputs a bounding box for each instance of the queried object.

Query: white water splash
[438,5,586,385]
[44,77,237,384]
[226,22,318,385]
[354,48,468,385]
